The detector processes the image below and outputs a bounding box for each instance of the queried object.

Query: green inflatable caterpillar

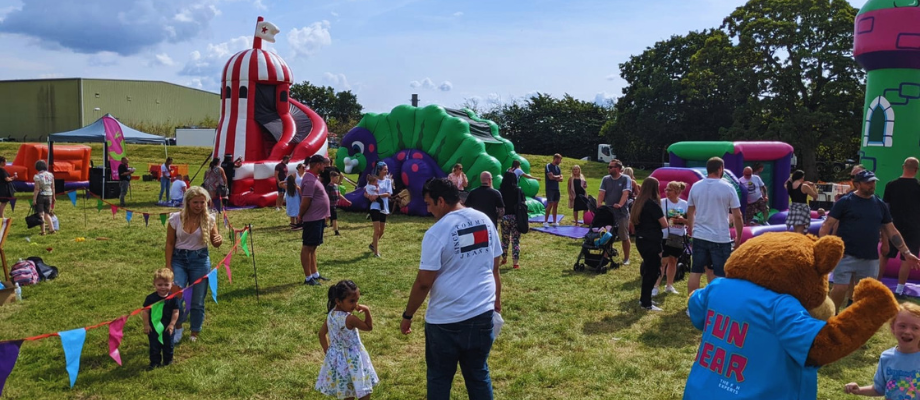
[336,104,543,216]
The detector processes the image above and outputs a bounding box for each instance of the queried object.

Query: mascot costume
[684,232,899,399]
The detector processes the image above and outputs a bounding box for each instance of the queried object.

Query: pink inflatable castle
[214,17,328,207]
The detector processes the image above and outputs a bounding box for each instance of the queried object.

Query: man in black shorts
[275,155,290,211]
[298,155,331,286]
[543,154,563,227]
[879,157,920,297]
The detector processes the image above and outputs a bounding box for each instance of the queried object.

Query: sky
[0,0,867,114]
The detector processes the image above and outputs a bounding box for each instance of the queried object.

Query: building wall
[0,79,82,141]
[82,79,219,135]
[0,79,220,141]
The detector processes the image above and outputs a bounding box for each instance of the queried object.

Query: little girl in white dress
[316,280,379,399]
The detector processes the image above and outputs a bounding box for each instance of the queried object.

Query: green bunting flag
[240,230,250,257]
[96,199,103,211]
[159,214,167,226]
[27,199,33,208]
[150,302,165,345]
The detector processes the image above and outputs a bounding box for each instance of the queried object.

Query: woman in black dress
[568,165,588,225]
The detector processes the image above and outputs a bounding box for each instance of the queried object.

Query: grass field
[0,143,894,399]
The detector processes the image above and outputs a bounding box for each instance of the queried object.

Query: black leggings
[637,237,662,308]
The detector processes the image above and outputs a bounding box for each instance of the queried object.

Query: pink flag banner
[103,116,127,180]
[222,253,233,283]
[108,316,127,366]
[110,205,117,218]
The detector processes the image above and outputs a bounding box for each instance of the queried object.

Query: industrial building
[0,78,219,141]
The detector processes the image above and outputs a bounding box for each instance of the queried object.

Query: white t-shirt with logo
[739,175,766,204]
[687,178,741,244]
[420,207,502,324]
[661,198,689,237]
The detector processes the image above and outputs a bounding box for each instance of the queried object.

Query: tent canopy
[49,114,167,144]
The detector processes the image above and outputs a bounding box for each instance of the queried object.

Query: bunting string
[0,225,251,390]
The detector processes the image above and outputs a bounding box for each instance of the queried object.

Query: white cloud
[287,20,332,58]
[409,77,436,89]
[153,53,176,66]
[253,0,267,11]
[323,72,351,90]
[179,36,251,91]
[605,74,618,81]
[0,0,222,55]
[39,73,64,79]
[453,11,463,17]
[594,91,616,106]
[438,81,452,91]
[331,11,339,17]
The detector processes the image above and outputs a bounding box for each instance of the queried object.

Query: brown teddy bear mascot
[682,232,898,399]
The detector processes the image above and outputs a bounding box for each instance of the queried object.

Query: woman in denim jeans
[166,186,223,343]
[159,157,173,203]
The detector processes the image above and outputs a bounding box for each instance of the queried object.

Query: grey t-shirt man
[600,175,632,217]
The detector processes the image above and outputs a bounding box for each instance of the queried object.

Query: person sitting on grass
[169,175,189,207]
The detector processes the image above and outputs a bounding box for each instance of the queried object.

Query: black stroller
[671,235,693,282]
[573,205,620,273]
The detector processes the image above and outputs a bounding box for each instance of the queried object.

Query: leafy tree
[603,30,728,165]
[716,0,864,180]
[289,81,363,124]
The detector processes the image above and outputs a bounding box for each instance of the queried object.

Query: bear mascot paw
[682,232,898,399]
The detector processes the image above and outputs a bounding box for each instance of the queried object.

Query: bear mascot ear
[813,236,843,276]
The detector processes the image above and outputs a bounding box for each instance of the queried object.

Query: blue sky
[0,0,867,113]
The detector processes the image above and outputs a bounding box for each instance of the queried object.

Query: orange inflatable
[7,144,91,182]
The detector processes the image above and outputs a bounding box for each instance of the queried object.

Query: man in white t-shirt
[400,177,503,399]
[169,176,189,205]
[739,166,769,225]
[687,157,744,295]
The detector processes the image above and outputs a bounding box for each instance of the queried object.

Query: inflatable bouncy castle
[6,144,91,191]
[853,0,920,198]
[336,105,540,216]
[213,17,328,207]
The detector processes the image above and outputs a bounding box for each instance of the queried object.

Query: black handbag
[515,188,530,234]
[663,201,685,250]
[25,206,43,229]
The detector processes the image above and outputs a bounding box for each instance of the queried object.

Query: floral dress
[315,310,379,399]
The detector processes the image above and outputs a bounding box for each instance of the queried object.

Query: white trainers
[543,222,549,228]
[666,286,679,294]
[622,259,630,265]
[686,309,691,317]
[551,222,559,227]
[646,305,663,312]
[651,287,660,297]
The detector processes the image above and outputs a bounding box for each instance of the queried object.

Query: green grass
[0,144,891,399]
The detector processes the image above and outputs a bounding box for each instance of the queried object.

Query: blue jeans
[159,177,170,202]
[425,311,495,400]
[171,248,210,332]
[690,238,732,277]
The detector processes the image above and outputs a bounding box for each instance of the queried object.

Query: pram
[573,205,620,273]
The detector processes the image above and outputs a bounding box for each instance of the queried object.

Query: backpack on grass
[10,259,39,286]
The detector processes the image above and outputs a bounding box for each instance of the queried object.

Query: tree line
[293,0,866,180]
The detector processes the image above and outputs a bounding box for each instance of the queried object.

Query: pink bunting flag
[110,205,117,218]
[108,316,127,366]
[222,252,233,283]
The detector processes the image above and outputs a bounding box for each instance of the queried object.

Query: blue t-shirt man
[828,193,892,260]
[545,163,561,192]
[685,278,826,400]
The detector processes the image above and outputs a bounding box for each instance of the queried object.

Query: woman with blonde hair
[567,165,588,225]
[654,181,688,296]
[166,186,223,344]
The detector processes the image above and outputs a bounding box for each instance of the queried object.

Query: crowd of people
[8,149,915,399]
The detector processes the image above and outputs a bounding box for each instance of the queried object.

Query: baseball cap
[853,170,879,183]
